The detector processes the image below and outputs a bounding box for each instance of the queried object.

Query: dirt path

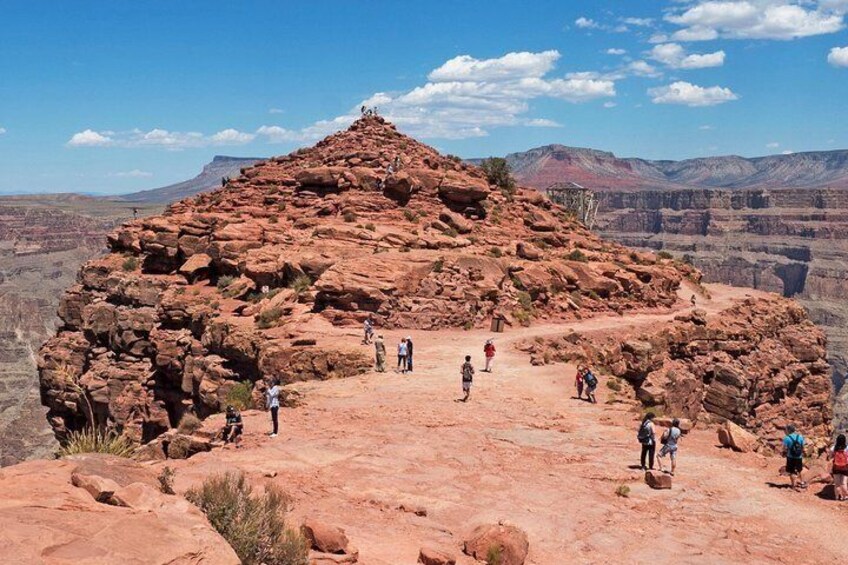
[169,284,847,564]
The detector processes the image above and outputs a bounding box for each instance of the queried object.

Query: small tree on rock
[480,158,516,198]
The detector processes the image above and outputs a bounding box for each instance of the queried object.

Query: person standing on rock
[397,338,408,373]
[363,317,374,345]
[828,434,848,500]
[657,418,682,476]
[638,412,657,471]
[782,424,807,491]
[405,336,414,372]
[483,340,495,372]
[461,355,475,402]
[374,335,387,372]
[265,378,281,438]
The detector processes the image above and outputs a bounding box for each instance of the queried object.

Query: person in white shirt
[265,378,281,438]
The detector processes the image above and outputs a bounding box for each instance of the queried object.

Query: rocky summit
[37,115,691,446]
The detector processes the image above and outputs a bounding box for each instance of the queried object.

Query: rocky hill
[38,115,709,448]
[117,155,262,204]
[502,145,848,432]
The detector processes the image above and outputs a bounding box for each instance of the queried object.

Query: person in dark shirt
[222,405,243,447]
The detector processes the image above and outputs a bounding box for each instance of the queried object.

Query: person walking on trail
[363,318,374,345]
[637,412,657,471]
[690,294,697,307]
[657,418,682,476]
[782,424,807,491]
[483,340,496,372]
[460,355,475,402]
[575,367,585,400]
[397,338,408,373]
[828,434,848,501]
[221,405,243,447]
[265,378,281,438]
[583,368,599,404]
[374,335,387,372]
[405,336,414,372]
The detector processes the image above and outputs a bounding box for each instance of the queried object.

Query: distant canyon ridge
[490,144,848,431]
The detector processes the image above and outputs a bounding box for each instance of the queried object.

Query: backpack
[834,449,848,473]
[584,372,598,387]
[660,429,670,445]
[787,434,804,459]
[637,420,652,444]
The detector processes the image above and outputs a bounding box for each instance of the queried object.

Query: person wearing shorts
[782,424,807,491]
[657,419,682,476]
[829,433,848,500]
[461,355,474,402]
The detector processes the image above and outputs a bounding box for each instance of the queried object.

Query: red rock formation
[37,116,690,446]
[520,296,833,447]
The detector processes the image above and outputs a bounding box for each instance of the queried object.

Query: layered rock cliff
[37,116,691,446]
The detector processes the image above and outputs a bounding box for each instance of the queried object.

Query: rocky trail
[161,282,848,565]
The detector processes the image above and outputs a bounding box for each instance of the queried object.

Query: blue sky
[1,0,848,194]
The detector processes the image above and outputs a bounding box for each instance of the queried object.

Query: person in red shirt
[575,367,585,400]
[483,340,496,372]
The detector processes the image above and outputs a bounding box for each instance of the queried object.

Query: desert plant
[268,216,279,224]
[226,381,254,410]
[513,308,532,326]
[606,378,622,392]
[217,275,236,291]
[57,428,136,458]
[256,307,284,329]
[489,246,503,258]
[288,275,312,295]
[567,249,588,262]
[444,227,458,238]
[364,223,376,232]
[342,211,357,223]
[517,291,533,311]
[186,472,309,565]
[486,545,503,565]
[158,466,176,495]
[177,412,202,434]
[480,157,516,198]
[402,209,416,222]
[122,256,138,272]
[657,250,673,260]
[432,258,444,273]
[615,484,631,498]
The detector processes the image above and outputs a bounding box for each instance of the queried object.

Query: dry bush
[58,428,136,458]
[177,412,202,434]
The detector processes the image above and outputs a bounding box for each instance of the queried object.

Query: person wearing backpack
[637,412,656,471]
[782,424,807,491]
[828,434,848,500]
[460,355,475,402]
[657,418,682,476]
[583,368,598,404]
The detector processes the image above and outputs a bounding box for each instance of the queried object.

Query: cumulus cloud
[268,108,285,114]
[828,45,848,66]
[575,17,601,29]
[626,60,663,77]
[665,1,845,41]
[766,141,781,148]
[649,81,739,106]
[623,17,654,26]
[428,50,560,81]
[67,127,255,149]
[606,48,627,55]
[111,169,153,178]
[0,127,6,135]
[650,43,726,69]
[526,118,562,127]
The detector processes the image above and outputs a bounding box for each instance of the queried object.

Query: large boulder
[438,173,490,204]
[718,421,759,453]
[419,546,457,565]
[302,518,352,554]
[645,470,672,489]
[463,523,529,565]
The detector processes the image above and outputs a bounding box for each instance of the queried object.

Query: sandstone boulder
[516,241,543,261]
[302,518,352,554]
[438,173,489,204]
[719,421,759,453]
[645,470,672,489]
[463,523,529,565]
[419,546,457,565]
[71,471,121,503]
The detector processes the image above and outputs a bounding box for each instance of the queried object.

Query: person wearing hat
[657,418,682,476]
[483,339,496,372]
[221,405,243,447]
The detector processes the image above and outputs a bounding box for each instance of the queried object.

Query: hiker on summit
[637,412,657,471]
[265,378,281,438]
[461,355,474,402]
[583,367,599,403]
[657,418,683,476]
[405,336,414,372]
[363,317,374,345]
[828,433,848,500]
[575,367,585,400]
[782,424,807,491]
[374,335,387,372]
[397,338,408,373]
[483,339,495,372]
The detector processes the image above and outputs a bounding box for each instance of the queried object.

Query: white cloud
[623,17,654,26]
[428,50,560,81]
[604,101,618,108]
[828,46,848,66]
[67,127,255,149]
[766,141,780,148]
[699,124,716,130]
[666,1,845,41]
[575,17,601,29]
[606,48,627,55]
[649,81,739,106]
[0,127,5,135]
[67,129,113,147]
[111,169,153,178]
[526,118,562,127]
[650,43,726,69]
[782,149,794,154]
[268,108,285,114]
[627,60,663,77]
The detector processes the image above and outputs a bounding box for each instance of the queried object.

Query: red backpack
[834,449,848,473]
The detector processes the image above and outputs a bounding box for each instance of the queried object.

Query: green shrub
[486,545,503,565]
[226,381,254,410]
[217,275,236,291]
[615,484,631,498]
[158,466,176,495]
[186,472,309,565]
[256,307,284,329]
[288,275,312,295]
[513,308,532,326]
[364,223,376,232]
[177,412,202,434]
[517,291,533,311]
[567,249,588,262]
[343,211,357,223]
[657,250,673,260]
[268,216,279,224]
[606,378,622,392]
[489,246,503,258]
[57,428,136,458]
[463,321,474,331]
[480,157,516,198]
[122,256,138,272]
[444,227,458,238]
[402,209,416,222]
[432,258,444,273]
